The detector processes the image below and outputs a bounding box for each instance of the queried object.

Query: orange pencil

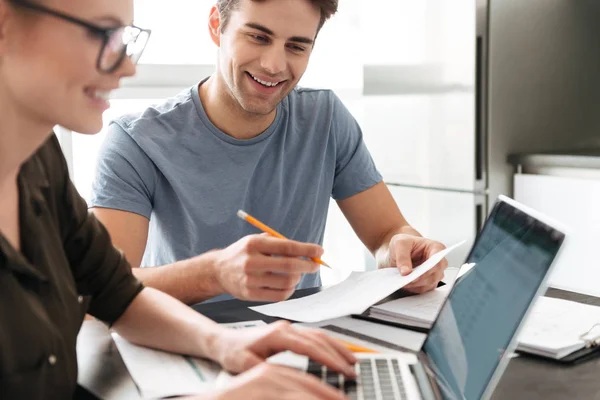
[335,338,379,353]
[237,210,331,268]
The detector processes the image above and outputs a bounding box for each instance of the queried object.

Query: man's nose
[260,45,286,75]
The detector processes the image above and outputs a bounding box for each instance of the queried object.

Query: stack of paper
[250,241,465,322]
[516,296,600,359]
[366,263,475,329]
[368,285,452,329]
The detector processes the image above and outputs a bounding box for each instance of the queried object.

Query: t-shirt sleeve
[330,94,383,200]
[89,121,157,220]
[49,137,144,325]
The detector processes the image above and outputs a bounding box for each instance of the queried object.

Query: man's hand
[210,234,323,302]
[197,363,348,400]
[382,234,448,294]
[208,320,357,377]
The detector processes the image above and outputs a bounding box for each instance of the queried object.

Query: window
[134,0,215,65]
[71,99,160,203]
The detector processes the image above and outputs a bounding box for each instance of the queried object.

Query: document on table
[111,320,266,399]
[250,241,465,323]
[77,320,143,400]
[112,334,221,399]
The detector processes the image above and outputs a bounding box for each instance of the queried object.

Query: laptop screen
[422,198,565,400]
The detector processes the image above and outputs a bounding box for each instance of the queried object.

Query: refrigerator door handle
[475,0,490,192]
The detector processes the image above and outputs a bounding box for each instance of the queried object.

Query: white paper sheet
[112,334,220,399]
[370,262,477,327]
[250,241,465,322]
[77,320,143,400]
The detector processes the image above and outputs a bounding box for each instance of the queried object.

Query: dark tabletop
[192,287,600,400]
[75,288,600,400]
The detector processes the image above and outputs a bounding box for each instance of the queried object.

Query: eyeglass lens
[99,27,149,72]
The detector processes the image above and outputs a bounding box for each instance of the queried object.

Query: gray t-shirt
[90,82,382,302]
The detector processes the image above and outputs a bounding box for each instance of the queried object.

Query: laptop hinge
[410,363,440,400]
[414,352,445,400]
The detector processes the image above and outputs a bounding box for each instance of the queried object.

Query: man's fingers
[405,277,443,294]
[249,235,324,259]
[406,273,443,290]
[416,263,445,281]
[244,287,295,302]
[249,256,320,274]
[245,272,302,290]
[390,236,416,275]
[404,262,445,293]
[427,242,447,256]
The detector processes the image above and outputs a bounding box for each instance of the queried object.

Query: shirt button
[48,354,57,366]
[78,296,84,304]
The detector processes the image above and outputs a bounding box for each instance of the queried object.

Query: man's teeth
[250,74,280,87]
[91,90,111,101]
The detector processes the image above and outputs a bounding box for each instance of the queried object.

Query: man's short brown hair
[216,0,338,35]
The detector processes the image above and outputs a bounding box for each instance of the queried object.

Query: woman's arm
[111,287,221,358]
[112,287,357,376]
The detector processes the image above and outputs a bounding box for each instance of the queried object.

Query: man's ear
[208,5,222,47]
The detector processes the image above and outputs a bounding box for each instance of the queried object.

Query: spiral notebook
[516,296,600,362]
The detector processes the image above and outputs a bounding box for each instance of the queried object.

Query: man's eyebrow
[245,23,274,35]
[245,23,314,45]
[289,36,314,45]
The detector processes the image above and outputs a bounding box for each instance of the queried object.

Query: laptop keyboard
[308,358,409,400]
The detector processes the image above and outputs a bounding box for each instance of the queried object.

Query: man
[90,0,448,305]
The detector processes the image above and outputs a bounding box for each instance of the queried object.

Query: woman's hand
[199,363,348,400]
[207,320,357,377]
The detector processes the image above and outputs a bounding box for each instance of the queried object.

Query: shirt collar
[0,151,51,282]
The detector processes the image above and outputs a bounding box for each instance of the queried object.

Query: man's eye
[288,44,306,52]
[251,35,268,43]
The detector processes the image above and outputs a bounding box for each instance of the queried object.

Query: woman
[0,0,356,398]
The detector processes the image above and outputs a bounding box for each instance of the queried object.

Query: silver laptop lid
[420,196,566,400]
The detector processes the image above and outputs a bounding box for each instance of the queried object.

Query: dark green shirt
[0,135,144,399]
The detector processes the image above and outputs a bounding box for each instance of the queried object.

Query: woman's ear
[208,5,221,47]
[0,1,8,53]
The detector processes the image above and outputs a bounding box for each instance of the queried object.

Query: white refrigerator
[323,0,600,281]
[357,0,486,269]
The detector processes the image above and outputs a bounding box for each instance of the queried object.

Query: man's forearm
[132,251,225,304]
[112,287,222,360]
[374,224,422,268]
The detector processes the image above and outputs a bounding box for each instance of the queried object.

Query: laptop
[275,195,566,400]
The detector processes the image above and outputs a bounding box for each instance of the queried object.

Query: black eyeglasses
[9,0,151,74]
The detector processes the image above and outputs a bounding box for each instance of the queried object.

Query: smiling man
[90,0,449,305]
